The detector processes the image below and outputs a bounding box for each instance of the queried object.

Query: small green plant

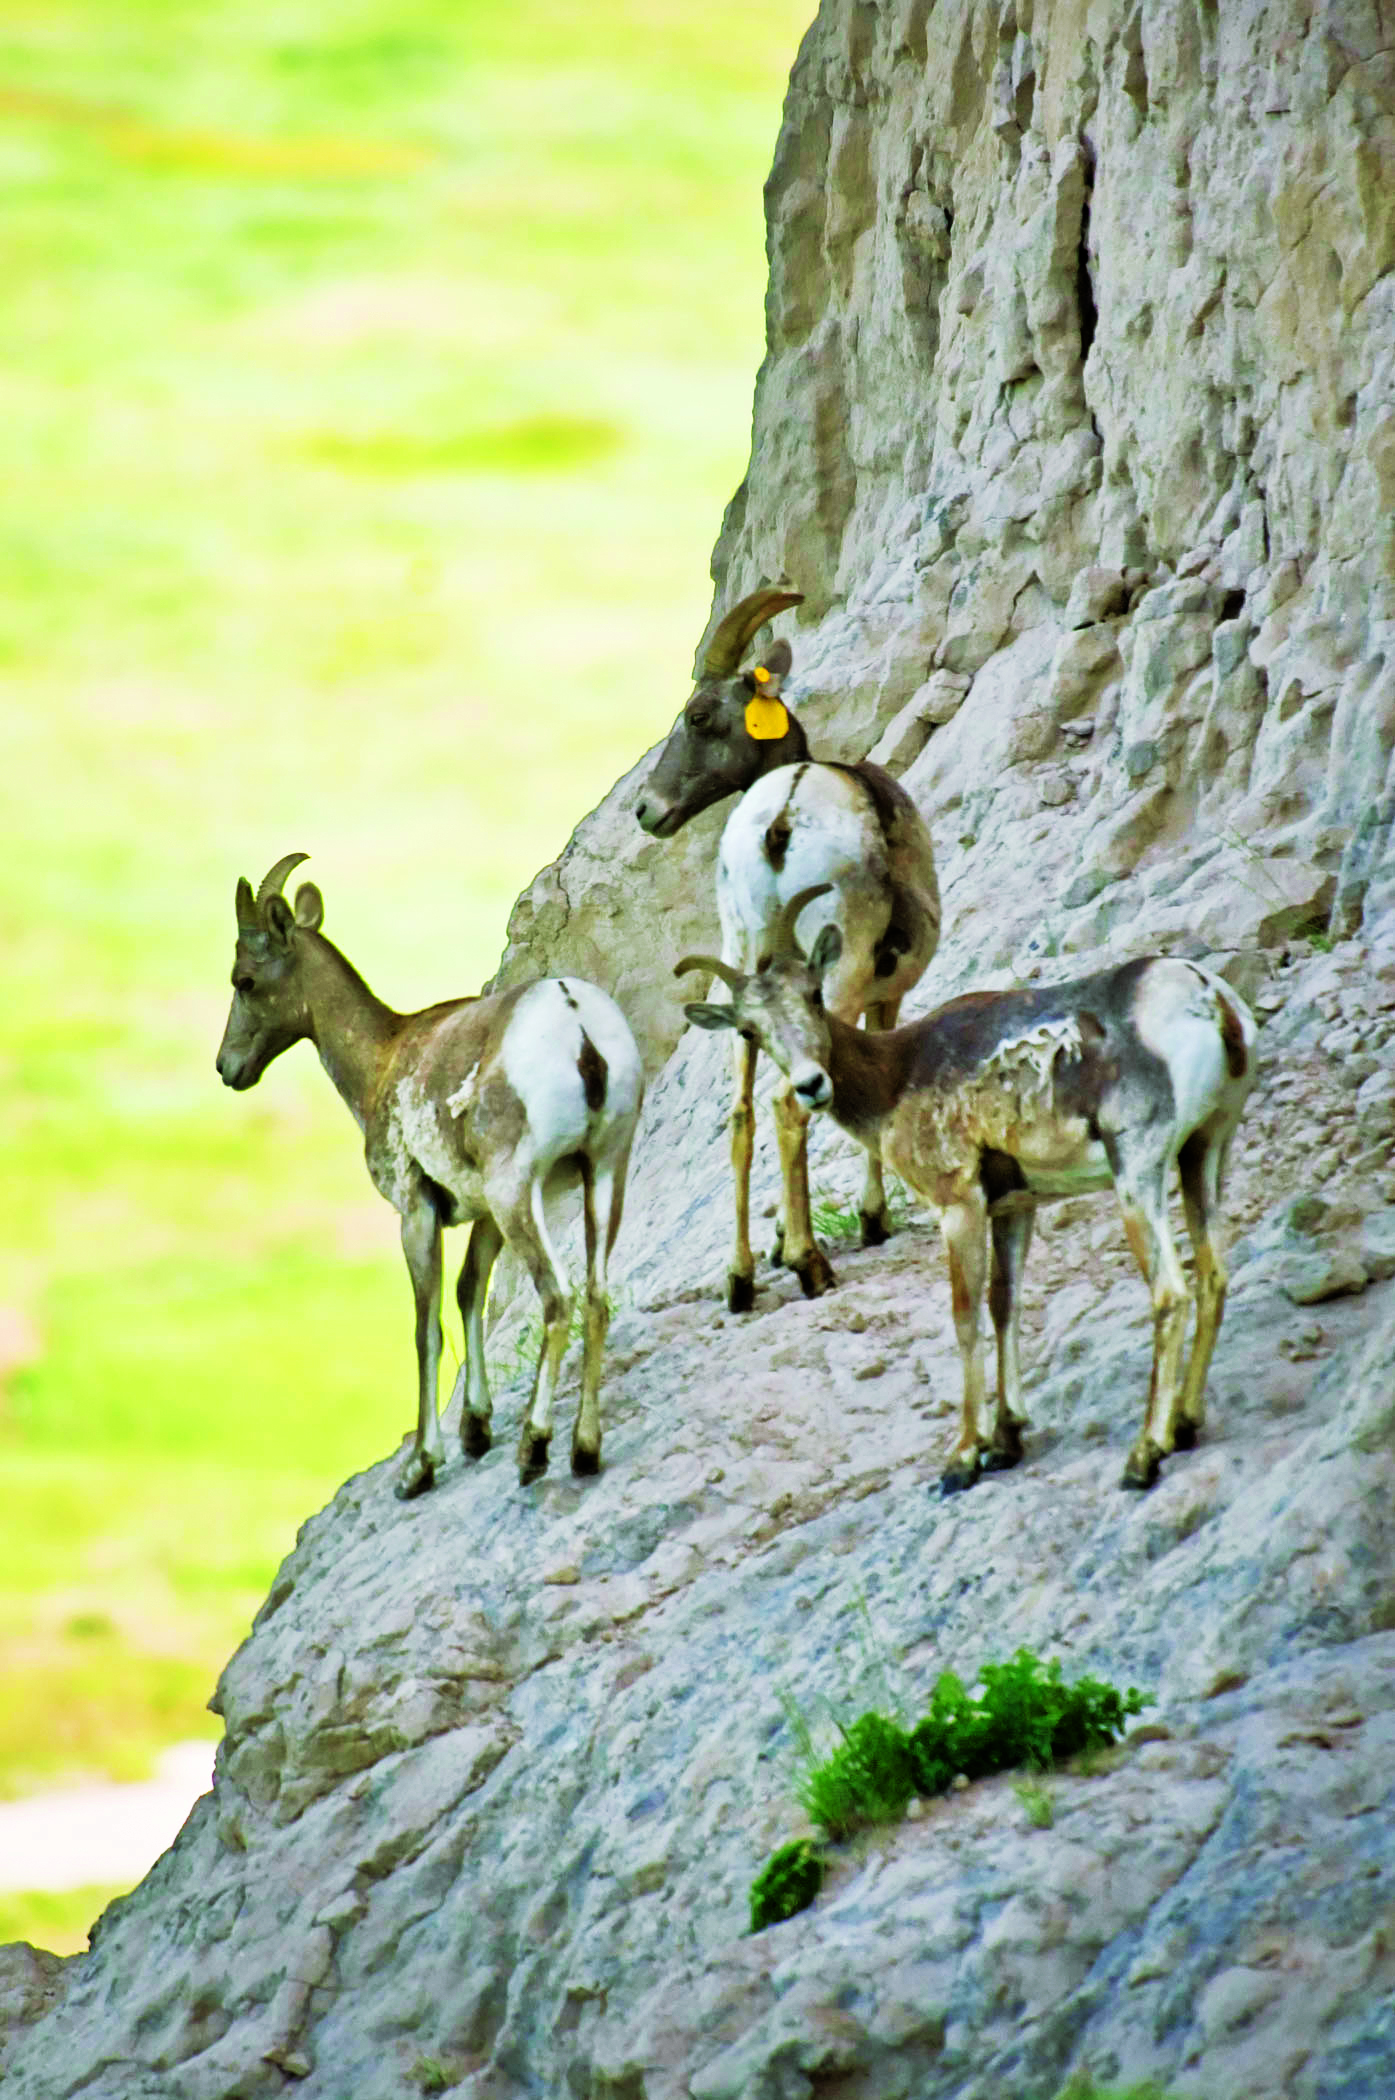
[411,2059,458,2095]
[906,1650,1149,1795]
[799,1710,917,1840]
[487,1289,614,1391]
[491,1314,544,1388]
[810,1177,913,1245]
[750,1650,1149,1929]
[1054,2080,1176,2100]
[1012,1775,1055,1828]
[1217,826,1336,949]
[748,1838,825,1933]
[810,1194,862,1242]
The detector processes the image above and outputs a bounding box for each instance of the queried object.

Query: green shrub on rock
[909,1649,1148,1793]
[748,1838,826,1933]
[749,1649,1149,1930]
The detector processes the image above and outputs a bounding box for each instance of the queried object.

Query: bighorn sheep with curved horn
[678,886,1256,1492]
[217,854,643,1493]
[636,585,940,1310]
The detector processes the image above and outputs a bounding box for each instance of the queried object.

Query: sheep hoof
[728,1272,756,1314]
[796,1249,836,1298]
[570,1442,601,1478]
[394,1450,437,1500]
[983,1444,1022,1474]
[461,1413,492,1459]
[859,1208,889,1248]
[983,1420,1025,1472]
[939,1458,980,1497]
[1172,1419,1199,1451]
[517,1431,551,1485]
[1120,1447,1161,1491]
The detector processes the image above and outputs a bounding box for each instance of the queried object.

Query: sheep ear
[264,894,295,947]
[684,1003,738,1033]
[760,638,793,678]
[808,924,843,976]
[235,877,258,931]
[294,882,324,931]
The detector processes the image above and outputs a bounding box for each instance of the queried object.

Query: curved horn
[769,883,835,958]
[256,852,310,908]
[700,586,804,677]
[673,955,744,990]
[235,875,260,932]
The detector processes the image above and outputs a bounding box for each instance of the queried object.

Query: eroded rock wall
[495,0,1395,1068]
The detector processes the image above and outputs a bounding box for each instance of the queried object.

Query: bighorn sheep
[636,586,940,1310]
[217,854,643,1494]
[678,887,1257,1492]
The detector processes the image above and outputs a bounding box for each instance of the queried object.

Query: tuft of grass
[486,1287,616,1393]
[1012,1775,1055,1828]
[750,1650,1149,1928]
[1054,2081,1180,2100]
[410,2060,460,2095]
[810,1195,862,1243]
[798,1710,916,1841]
[748,1838,824,1934]
[810,1180,913,1244]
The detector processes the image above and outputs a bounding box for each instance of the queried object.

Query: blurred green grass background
[0,0,811,1932]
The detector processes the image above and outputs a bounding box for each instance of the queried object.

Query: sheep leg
[496,1168,574,1484]
[396,1188,445,1500]
[1113,1151,1191,1490]
[858,998,901,1246]
[772,1081,835,1297]
[453,1215,503,1459]
[939,1192,992,1494]
[727,1034,759,1312]
[572,1157,615,1477]
[1174,1130,1228,1448]
[985,1199,1034,1469]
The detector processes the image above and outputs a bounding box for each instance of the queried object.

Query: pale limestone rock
[1046,624,1121,719]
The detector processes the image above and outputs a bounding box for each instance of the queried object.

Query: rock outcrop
[6,3,1395,2096]
[4,933,1395,2097]
[494,0,1395,1063]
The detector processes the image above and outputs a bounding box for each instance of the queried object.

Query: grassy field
[0,0,812,1941]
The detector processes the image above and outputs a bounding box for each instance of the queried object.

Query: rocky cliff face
[499,0,1395,1028]
[6,4,1395,2096]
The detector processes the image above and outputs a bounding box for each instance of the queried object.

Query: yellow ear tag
[744,670,789,741]
[745,695,789,739]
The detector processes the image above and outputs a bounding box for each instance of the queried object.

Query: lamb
[677,886,1257,1492]
[217,854,643,1493]
[636,585,940,1308]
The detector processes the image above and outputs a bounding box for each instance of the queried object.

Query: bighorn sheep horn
[673,954,744,991]
[769,883,835,959]
[700,586,804,678]
[256,852,311,909]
